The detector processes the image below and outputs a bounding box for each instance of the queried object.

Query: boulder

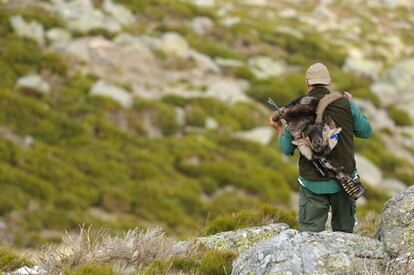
[160,32,191,58]
[16,75,50,95]
[377,185,414,272]
[10,15,45,46]
[196,223,289,254]
[90,80,133,108]
[234,127,274,145]
[381,178,407,196]
[355,153,383,187]
[247,56,285,79]
[102,0,134,26]
[232,229,388,274]
[205,80,249,104]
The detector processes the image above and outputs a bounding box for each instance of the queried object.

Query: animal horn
[315,92,343,123]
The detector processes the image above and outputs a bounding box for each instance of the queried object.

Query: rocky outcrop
[230,186,413,274]
[377,185,414,272]
[232,229,388,274]
[195,223,289,254]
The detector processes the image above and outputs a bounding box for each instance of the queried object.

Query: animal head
[304,122,329,155]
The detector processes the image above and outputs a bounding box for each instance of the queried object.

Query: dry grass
[354,211,381,238]
[37,226,191,274]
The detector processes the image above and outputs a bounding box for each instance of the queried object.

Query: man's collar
[309,85,330,96]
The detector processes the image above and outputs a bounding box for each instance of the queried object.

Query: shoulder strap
[315,92,343,123]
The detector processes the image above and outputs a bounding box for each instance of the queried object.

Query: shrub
[185,105,207,127]
[388,106,412,126]
[134,99,180,135]
[0,247,32,272]
[187,34,244,60]
[247,73,306,106]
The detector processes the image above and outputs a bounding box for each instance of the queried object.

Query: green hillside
[0,0,413,250]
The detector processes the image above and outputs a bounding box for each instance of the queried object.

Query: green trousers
[298,185,356,233]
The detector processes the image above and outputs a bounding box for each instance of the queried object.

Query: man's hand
[343,91,352,100]
[268,113,284,135]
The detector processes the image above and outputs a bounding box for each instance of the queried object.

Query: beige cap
[306,63,331,85]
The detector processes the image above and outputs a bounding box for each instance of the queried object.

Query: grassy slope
[0,1,413,250]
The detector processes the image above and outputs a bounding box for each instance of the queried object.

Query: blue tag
[330,133,339,140]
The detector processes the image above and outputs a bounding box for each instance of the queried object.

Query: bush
[187,34,245,60]
[185,105,207,127]
[134,99,180,135]
[0,247,32,272]
[247,73,306,106]
[388,106,412,126]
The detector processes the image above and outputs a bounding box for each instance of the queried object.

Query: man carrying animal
[269,63,372,233]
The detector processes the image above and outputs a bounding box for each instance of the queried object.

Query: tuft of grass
[37,226,178,274]
[0,247,33,272]
[206,204,297,235]
[388,106,412,126]
[39,226,236,275]
[354,211,381,238]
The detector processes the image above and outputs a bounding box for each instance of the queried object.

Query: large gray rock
[196,223,289,254]
[232,229,388,274]
[377,185,414,272]
[205,80,249,104]
[247,56,285,79]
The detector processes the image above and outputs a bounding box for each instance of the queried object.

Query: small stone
[90,80,133,108]
[191,16,213,35]
[17,75,50,95]
[205,117,218,129]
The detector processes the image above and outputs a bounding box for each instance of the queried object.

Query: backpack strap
[315,92,343,123]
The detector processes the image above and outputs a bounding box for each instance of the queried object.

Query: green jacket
[279,86,372,194]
